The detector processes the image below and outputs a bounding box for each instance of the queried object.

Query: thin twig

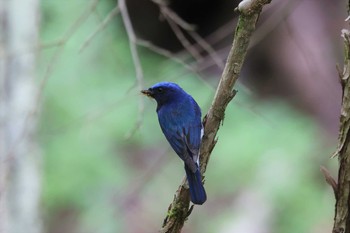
[42,93,133,138]
[38,0,101,121]
[153,1,224,69]
[320,166,338,199]
[249,0,303,49]
[136,38,195,72]
[156,2,196,31]
[187,31,225,69]
[79,5,120,53]
[119,0,145,139]
[165,14,203,63]
[5,0,101,160]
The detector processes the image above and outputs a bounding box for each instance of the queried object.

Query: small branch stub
[320,166,338,199]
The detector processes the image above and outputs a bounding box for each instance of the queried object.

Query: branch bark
[332,25,350,233]
[160,0,272,232]
[0,0,41,233]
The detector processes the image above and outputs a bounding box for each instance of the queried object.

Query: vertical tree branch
[160,1,271,232]
[332,26,350,233]
[0,0,41,233]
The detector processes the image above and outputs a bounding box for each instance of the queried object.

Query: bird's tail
[184,165,207,205]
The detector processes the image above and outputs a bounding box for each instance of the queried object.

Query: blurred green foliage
[39,1,335,233]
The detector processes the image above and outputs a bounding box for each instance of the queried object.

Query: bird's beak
[141,89,154,98]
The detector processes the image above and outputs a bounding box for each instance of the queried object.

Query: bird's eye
[157,87,164,93]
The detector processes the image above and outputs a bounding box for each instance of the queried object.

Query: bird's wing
[158,100,202,173]
[159,122,198,173]
[184,102,202,165]
[176,128,199,173]
[184,125,201,158]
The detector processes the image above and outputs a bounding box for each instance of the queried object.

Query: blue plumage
[141,82,207,205]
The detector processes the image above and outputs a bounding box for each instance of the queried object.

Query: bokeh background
[36,0,345,232]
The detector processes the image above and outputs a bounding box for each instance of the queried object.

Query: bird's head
[141,82,185,107]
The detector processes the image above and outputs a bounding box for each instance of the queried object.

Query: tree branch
[118,0,145,139]
[332,25,350,233]
[159,0,272,232]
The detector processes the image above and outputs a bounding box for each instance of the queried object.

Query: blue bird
[141,82,207,205]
